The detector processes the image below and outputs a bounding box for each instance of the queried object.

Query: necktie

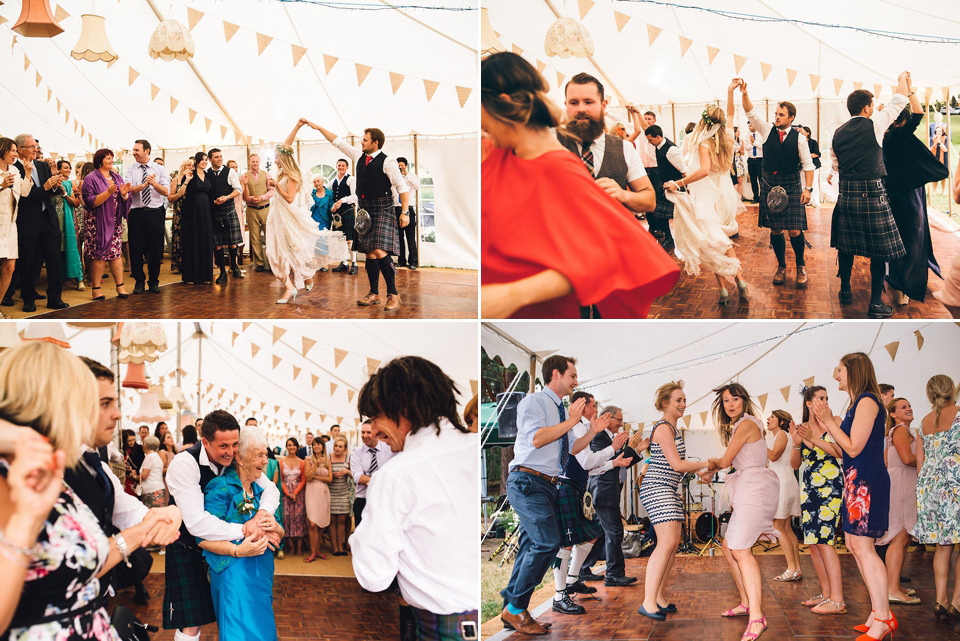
[557,401,569,473]
[82,451,111,496]
[141,165,152,206]
[368,448,378,474]
[778,129,786,143]
[365,155,372,167]
[580,142,594,176]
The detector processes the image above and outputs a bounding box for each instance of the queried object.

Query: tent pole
[670,102,677,142]
[948,86,954,219]
[926,96,932,205]
[296,141,301,167]
[112,337,121,450]
[816,97,821,143]
[197,329,202,417]
[529,355,536,394]
[413,134,419,266]
[176,323,181,441]
[765,99,769,123]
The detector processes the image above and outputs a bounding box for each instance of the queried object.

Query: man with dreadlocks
[352,356,478,641]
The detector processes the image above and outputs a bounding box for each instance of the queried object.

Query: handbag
[766,185,789,213]
[354,206,373,236]
[110,605,157,641]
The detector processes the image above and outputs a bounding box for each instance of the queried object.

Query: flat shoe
[888,594,921,604]
[638,605,666,621]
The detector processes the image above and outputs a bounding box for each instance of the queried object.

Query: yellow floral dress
[800,431,843,545]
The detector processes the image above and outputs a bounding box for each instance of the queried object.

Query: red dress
[482,147,679,318]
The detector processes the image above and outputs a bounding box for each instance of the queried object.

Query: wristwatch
[805,187,813,192]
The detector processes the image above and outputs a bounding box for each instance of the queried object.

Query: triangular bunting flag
[853,81,863,90]
[706,45,720,64]
[231,331,238,346]
[302,337,316,357]
[187,7,204,30]
[170,97,178,114]
[272,354,282,369]
[760,62,772,80]
[700,410,708,425]
[556,71,565,89]
[578,0,594,20]
[915,330,924,350]
[366,358,380,373]
[305,412,311,422]
[151,83,160,100]
[780,385,791,403]
[260,401,266,410]
[834,78,844,95]
[129,68,139,85]
[56,100,61,114]
[681,415,692,429]
[334,348,348,367]
[356,63,372,86]
[323,54,337,74]
[220,125,227,139]
[273,326,286,345]
[23,54,29,71]
[292,366,301,380]
[47,87,52,102]
[733,54,747,74]
[885,341,899,361]
[35,72,41,88]
[511,44,523,56]
[289,409,296,418]
[347,390,355,402]
[456,86,472,108]
[311,374,319,388]
[188,108,196,125]
[424,79,439,101]
[758,393,768,411]
[55,5,69,22]
[330,382,338,396]
[678,35,693,56]
[471,380,479,396]
[292,44,307,66]
[875,84,883,97]
[536,59,546,73]
[803,376,815,388]
[337,417,344,426]
[205,117,212,132]
[389,71,404,94]
[242,322,252,332]
[256,33,272,55]
[274,405,280,414]
[614,10,630,32]
[107,58,117,69]
[223,21,240,42]
[810,74,820,92]
[647,24,662,46]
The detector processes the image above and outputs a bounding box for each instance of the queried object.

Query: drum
[694,512,720,543]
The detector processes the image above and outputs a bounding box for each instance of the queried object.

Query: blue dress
[310,188,334,231]
[201,467,278,641]
[839,393,890,538]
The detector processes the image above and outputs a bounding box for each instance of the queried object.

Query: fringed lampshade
[544,17,594,59]
[22,322,70,348]
[122,363,149,390]
[133,392,167,423]
[148,19,195,61]
[70,14,117,62]
[116,322,167,364]
[150,384,174,410]
[12,0,64,37]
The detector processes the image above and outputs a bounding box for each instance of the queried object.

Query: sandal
[722,604,749,617]
[812,599,847,615]
[115,282,129,299]
[741,617,767,641]
[91,286,105,302]
[773,570,802,582]
[801,594,826,607]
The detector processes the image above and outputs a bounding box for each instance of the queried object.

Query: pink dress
[723,416,780,550]
[281,459,307,537]
[304,462,331,528]
[878,424,918,545]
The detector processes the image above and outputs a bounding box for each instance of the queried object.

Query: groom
[310,122,410,311]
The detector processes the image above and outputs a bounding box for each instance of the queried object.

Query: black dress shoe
[46,300,69,310]
[867,302,893,318]
[604,576,637,587]
[565,579,598,595]
[839,287,853,304]
[332,263,348,272]
[148,284,161,294]
[133,591,150,605]
[552,592,586,615]
[215,272,227,285]
[35,293,45,300]
[408,265,418,271]
[0,297,13,306]
[658,603,678,613]
[579,572,604,582]
[348,263,358,275]
[232,268,244,278]
[133,282,145,294]
[22,301,36,313]
[255,265,265,273]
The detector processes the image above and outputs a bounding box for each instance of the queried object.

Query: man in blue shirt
[500,355,603,635]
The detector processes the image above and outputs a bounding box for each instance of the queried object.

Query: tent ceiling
[485,0,960,107]
[2,0,477,154]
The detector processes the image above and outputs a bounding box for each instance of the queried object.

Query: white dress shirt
[573,419,616,476]
[748,131,764,158]
[829,93,909,176]
[329,174,358,205]
[331,136,409,196]
[743,109,816,172]
[634,131,658,168]
[78,445,149,531]
[655,139,686,174]
[166,444,280,541]
[393,171,420,206]
[123,160,171,210]
[350,420,478,614]
[350,440,395,499]
[568,134,647,183]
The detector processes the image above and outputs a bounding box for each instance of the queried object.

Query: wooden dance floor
[648,204,958,319]
[488,550,960,641]
[25,266,477,319]
[113,573,399,641]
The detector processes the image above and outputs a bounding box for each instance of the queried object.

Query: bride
[268,119,349,304]
[664,79,748,305]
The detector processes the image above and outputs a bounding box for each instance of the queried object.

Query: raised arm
[726,79,738,126]
[284,119,309,147]
[481,270,573,318]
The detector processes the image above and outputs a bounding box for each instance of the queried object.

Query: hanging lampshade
[22,323,70,348]
[66,321,116,329]
[148,19,195,61]
[116,322,167,364]
[544,17,594,59]
[12,0,64,37]
[0,323,21,350]
[150,384,174,410]
[71,14,117,62]
[133,392,167,423]
[480,7,505,54]
[122,362,149,390]
[167,386,186,405]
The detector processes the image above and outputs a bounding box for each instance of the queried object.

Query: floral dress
[839,393,890,537]
[281,459,307,537]
[170,173,185,273]
[913,411,960,544]
[799,429,843,545]
[1,461,122,640]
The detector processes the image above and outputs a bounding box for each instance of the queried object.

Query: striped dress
[638,420,686,524]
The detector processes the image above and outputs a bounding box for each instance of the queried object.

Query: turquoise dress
[310,188,334,231]
[201,467,278,641]
[60,181,83,280]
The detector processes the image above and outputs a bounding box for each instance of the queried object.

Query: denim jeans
[500,471,561,610]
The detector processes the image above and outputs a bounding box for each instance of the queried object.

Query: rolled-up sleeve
[333,137,362,163]
[166,454,244,541]
[349,473,407,592]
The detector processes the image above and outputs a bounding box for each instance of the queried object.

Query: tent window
[417,166,435,243]
[309,164,338,186]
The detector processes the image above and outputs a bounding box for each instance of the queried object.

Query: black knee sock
[770,233,787,268]
[215,250,226,274]
[789,232,806,267]
[379,256,398,295]
[838,252,854,290]
[365,259,381,294]
[661,219,674,244]
[870,259,886,305]
[228,246,238,270]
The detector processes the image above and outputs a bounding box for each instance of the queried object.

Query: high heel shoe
[91,286,105,301]
[856,612,897,641]
[115,282,128,299]
[737,278,748,299]
[305,281,314,292]
[854,610,874,632]
[741,617,767,641]
[276,290,298,304]
[719,287,730,305]
[948,604,960,620]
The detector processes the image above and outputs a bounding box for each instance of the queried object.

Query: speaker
[495,392,525,440]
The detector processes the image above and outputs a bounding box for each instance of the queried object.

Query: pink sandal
[722,604,749,617]
[741,617,767,641]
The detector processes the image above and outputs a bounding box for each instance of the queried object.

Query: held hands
[729,78,742,92]
[236,533,269,557]
[139,506,182,547]
[697,467,713,484]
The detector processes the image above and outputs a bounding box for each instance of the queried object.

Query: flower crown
[275,145,293,157]
[701,108,720,127]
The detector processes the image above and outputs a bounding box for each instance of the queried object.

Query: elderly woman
[0,342,176,639]
[139,435,166,509]
[82,148,130,301]
[198,425,281,641]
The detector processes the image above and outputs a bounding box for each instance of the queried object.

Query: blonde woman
[663,79,747,304]
[328,434,352,556]
[303,438,333,562]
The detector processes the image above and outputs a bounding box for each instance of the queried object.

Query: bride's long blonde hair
[275,144,303,193]
[688,104,733,172]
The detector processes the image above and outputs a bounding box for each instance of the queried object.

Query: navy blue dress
[839,393,890,537]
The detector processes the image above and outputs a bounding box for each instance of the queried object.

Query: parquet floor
[491,551,960,640]
[648,203,959,319]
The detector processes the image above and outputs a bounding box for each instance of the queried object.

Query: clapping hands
[568,397,587,423]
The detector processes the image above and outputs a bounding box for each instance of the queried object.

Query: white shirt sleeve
[405,172,421,192]
[106,462,149,531]
[165,452,244,541]
[332,136,363,163]
[227,168,242,192]
[254,471,280,514]
[744,108,773,140]
[349,470,407,592]
[873,94,909,144]
[622,141,648,184]
[383,156,409,195]
[798,136,815,172]
[665,145,686,173]
[350,447,365,485]
[572,421,615,473]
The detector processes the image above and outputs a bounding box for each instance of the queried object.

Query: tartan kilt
[354,195,400,255]
[758,171,807,231]
[557,479,603,546]
[647,167,674,221]
[162,540,216,630]
[412,608,479,641]
[211,201,243,246]
[831,179,906,260]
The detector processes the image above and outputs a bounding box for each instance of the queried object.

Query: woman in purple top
[81,149,130,301]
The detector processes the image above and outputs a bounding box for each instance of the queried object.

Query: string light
[276,1,475,10]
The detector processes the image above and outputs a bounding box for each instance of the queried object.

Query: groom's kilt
[354,194,400,256]
[211,201,243,247]
[557,478,603,547]
[830,178,906,260]
[758,170,807,231]
[412,607,479,641]
[163,540,216,630]
[648,167,675,221]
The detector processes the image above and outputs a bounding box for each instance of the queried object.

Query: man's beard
[564,112,606,143]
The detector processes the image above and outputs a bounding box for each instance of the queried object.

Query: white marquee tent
[17,320,479,449]
[1,0,479,268]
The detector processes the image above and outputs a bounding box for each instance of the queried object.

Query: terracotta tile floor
[648,204,959,319]
[494,551,960,640]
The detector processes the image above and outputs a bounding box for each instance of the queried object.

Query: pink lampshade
[132,392,167,423]
[122,363,148,390]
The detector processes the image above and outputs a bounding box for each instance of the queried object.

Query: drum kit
[678,470,729,556]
